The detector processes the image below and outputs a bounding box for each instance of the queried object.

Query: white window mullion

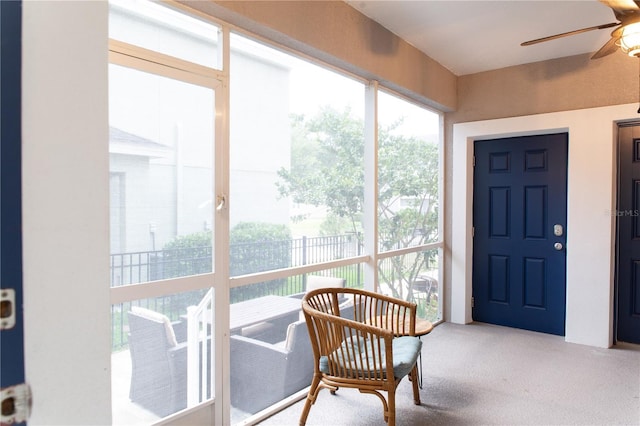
[215,23,232,426]
[364,81,379,292]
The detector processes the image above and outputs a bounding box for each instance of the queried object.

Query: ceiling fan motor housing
[618,17,640,57]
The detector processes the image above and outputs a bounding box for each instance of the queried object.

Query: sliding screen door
[109,50,222,424]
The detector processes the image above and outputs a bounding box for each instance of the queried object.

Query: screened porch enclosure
[108,2,443,424]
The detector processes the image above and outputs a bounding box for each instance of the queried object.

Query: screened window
[109,63,215,286]
[108,3,444,424]
[228,32,367,423]
[377,90,442,322]
[377,90,440,251]
[229,33,365,286]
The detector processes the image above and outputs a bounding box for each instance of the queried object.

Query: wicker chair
[230,319,314,414]
[127,307,189,417]
[300,288,422,426]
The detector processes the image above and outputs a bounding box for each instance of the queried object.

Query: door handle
[554,242,563,251]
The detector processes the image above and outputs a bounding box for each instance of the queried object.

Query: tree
[277,106,439,306]
[277,106,365,236]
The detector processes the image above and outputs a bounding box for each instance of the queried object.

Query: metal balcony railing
[110,234,363,350]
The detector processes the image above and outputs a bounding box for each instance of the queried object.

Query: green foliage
[319,214,359,237]
[158,223,293,304]
[229,222,291,244]
[228,222,292,301]
[378,123,439,249]
[155,231,212,312]
[160,231,212,278]
[277,106,364,234]
[277,106,439,301]
[229,222,291,276]
[163,230,212,250]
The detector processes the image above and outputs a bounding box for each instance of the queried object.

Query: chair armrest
[166,337,212,412]
[230,335,293,388]
[167,337,212,376]
[171,320,188,344]
[230,334,289,359]
[229,335,291,413]
[167,341,188,378]
[308,311,396,379]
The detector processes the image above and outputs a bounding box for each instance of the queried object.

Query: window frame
[107,4,445,424]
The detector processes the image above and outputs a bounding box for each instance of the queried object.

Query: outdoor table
[229,295,302,333]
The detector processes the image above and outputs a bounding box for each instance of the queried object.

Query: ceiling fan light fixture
[619,22,640,57]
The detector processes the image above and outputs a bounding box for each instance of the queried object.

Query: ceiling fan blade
[591,35,621,59]
[521,22,619,46]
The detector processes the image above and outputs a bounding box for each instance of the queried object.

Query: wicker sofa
[230,319,314,414]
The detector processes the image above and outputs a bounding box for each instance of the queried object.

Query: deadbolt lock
[553,224,563,237]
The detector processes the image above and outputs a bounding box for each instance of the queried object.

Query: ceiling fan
[521,0,640,58]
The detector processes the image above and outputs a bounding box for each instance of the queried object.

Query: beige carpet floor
[258,322,640,426]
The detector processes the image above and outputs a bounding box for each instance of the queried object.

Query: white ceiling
[346,0,622,76]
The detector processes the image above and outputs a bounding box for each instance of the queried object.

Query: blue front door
[473,133,568,335]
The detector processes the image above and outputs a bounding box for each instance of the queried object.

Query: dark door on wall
[616,124,640,344]
[473,133,568,335]
[1,1,28,424]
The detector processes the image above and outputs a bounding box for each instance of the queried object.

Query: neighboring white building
[109,1,291,255]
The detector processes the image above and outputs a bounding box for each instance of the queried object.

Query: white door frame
[451,103,638,348]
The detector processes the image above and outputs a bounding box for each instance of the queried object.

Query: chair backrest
[129,306,178,347]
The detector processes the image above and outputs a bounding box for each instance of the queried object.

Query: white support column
[22,1,112,423]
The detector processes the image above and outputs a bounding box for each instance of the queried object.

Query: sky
[289,57,440,140]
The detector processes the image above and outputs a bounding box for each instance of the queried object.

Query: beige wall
[444,52,638,323]
[452,52,638,122]
[182,0,457,112]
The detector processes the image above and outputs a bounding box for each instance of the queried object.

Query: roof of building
[109,126,171,158]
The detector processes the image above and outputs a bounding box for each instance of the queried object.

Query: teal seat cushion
[392,336,422,378]
[319,335,421,379]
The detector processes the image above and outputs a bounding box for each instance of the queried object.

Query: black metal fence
[111,234,363,350]
[111,234,361,287]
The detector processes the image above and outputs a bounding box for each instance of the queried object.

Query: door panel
[1,2,27,419]
[473,133,567,336]
[616,124,640,344]
[108,54,220,424]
